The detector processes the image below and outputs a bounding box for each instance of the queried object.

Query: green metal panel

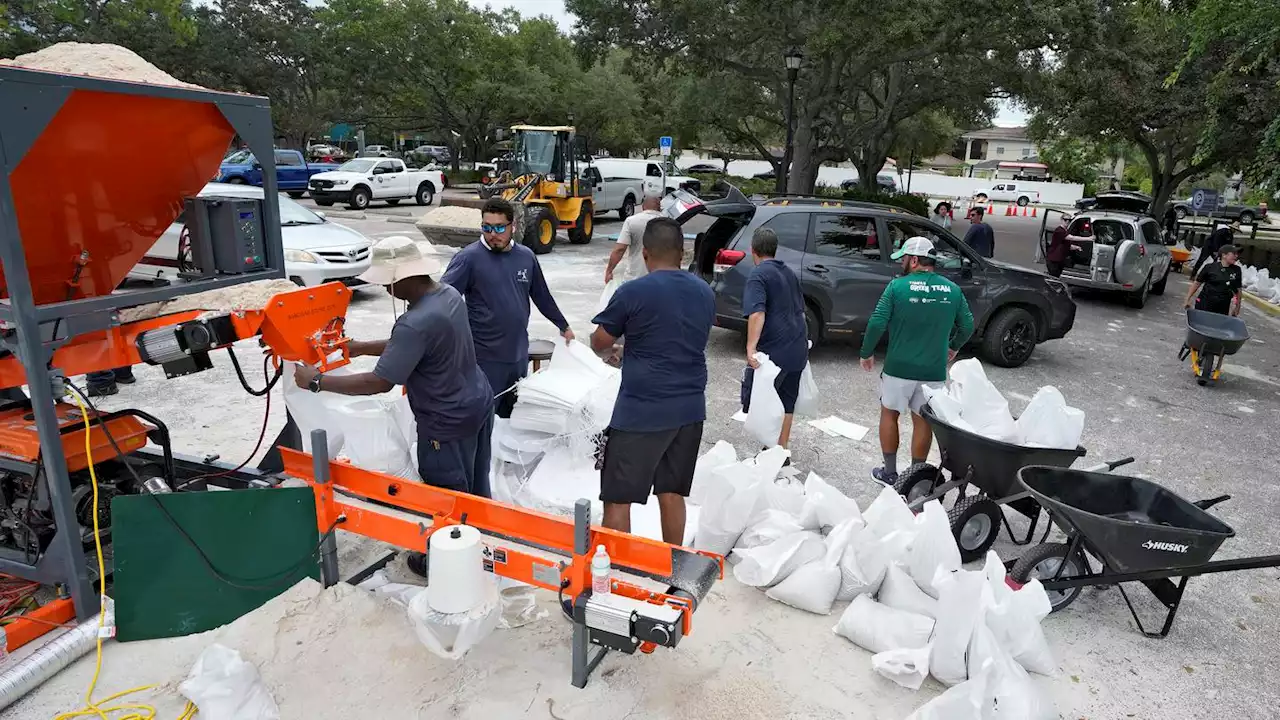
[111,487,320,642]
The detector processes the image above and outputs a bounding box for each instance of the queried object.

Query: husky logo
[516,268,530,283]
[1142,540,1190,553]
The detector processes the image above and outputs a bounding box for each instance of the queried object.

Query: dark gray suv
[672,186,1076,367]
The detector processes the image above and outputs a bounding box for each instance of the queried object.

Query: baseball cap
[1219,244,1240,255]
[891,236,938,261]
[356,236,443,285]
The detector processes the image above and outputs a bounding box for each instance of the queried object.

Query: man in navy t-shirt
[591,218,713,545]
[442,197,573,418]
[742,226,808,449]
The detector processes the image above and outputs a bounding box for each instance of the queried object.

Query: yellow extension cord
[54,393,198,720]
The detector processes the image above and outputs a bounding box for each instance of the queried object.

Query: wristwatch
[308,373,323,393]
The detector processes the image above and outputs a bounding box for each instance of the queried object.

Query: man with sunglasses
[441,197,574,417]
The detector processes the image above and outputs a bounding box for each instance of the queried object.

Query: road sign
[659,135,673,157]
[1191,188,1218,213]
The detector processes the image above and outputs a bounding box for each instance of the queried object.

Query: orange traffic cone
[1021,205,1028,217]
[1005,204,1015,216]
[986,202,994,213]
[1030,206,1037,218]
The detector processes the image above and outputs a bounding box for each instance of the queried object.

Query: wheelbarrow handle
[1082,457,1135,473]
[1194,494,1231,511]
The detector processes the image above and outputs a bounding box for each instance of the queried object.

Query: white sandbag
[872,645,931,691]
[907,500,962,598]
[836,527,913,601]
[863,486,917,540]
[1015,386,1084,450]
[879,563,939,618]
[969,624,1055,720]
[695,447,790,556]
[744,352,785,446]
[733,530,824,587]
[797,472,864,532]
[949,359,1018,442]
[832,595,934,654]
[335,396,420,481]
[179,644,280,720]
[793,362,819,417]
[904,664,991,720]
[765,518,853,614]
[930,569,992,686]
[737,509,804,550]
[689,440,738,505]
[597,277,622,314]
[988,579,1056,676]
[282,362,357,457]
[924,386,977,433]
[407,576,500,659]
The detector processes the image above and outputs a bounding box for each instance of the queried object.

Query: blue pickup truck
[216,149,340,197]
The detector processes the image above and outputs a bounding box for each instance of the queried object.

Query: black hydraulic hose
[227,347,282,397]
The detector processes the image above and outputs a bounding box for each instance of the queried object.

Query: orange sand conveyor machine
[0,66,722,685]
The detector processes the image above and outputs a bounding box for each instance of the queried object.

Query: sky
[466,0,1030,128]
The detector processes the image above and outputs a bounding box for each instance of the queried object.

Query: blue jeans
[416,413,493,498]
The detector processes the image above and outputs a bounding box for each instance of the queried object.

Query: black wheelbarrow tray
[1008,465,1280,638]
[1185,308,1249,356]
[892,406,1129,564]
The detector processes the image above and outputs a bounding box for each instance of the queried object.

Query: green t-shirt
[858,271,975,382]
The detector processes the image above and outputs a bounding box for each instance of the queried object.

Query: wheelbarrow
[893,406,1131,563]
[1008,465,1280,638]
[1178,309,1249,386]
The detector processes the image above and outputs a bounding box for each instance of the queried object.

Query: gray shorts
[880,374,940,415]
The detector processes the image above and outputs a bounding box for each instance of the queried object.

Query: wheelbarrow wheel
[1010,542,1087,613]
[948,495,1002,563]
[893,463,940,505]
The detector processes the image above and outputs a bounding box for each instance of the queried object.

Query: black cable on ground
[66,379,338,592]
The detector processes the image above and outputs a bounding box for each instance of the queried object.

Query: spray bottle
[591,545,611,596]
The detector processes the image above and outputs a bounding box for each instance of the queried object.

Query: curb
[1242,291,1280,317]
[386,216,420,225]
[366,209,414,217]
[321,210,366,220]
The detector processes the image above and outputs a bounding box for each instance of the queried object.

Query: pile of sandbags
[1243,265,1280,304]
[926,360,1084,450]
[507,341,619,458]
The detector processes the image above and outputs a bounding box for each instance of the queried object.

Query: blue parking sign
[659,136,673,156]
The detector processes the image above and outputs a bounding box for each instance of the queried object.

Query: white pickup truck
[973,183,1040,206]
[588,158,702,220]
[308,158,445,210]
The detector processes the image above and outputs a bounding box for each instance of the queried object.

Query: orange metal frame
[2,596,75,652]
[279,449,723,637]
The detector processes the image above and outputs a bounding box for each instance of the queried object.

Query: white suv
[1040,210,1172,308]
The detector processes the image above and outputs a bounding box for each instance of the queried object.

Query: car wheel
[1240,211,1255,225]
[385,198,400,206]
[348,187,371,210]
[226,177,246,184]
[315,199,334,207]
[522,206,557,255]
[1175,207,1187,220]
[1017,196,1029,207]
[568,201,593,244]
[804,304,821,346]
[981,306,1038,368]
[415,182,435,206]
[287,191,305,199]
[974,193,988,203]
[1127,274,1151,309]
[619,196,635,221]
[1151,268,1169,295]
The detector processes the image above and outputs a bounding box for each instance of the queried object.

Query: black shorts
[599,422,704,504]
[741,367,803,414]
[1196,296,1232,315]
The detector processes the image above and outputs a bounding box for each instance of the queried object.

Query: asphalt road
[304,195,1280,718]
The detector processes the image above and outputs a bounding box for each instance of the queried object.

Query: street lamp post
[777,48,804,196]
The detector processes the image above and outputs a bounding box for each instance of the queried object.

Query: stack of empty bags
[925,359,1085,450]
[692,444,1057,720]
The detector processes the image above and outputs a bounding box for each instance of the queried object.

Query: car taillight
[714,249,746,272]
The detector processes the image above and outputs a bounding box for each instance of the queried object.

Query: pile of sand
[0,42,198,88]
[416,205,482,231]
[118,279,302,323]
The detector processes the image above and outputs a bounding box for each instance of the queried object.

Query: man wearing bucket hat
[441,197,574,418]
[859,236,974,485]
[293,236,495,501]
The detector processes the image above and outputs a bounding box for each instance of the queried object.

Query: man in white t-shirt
[604,191,662,283]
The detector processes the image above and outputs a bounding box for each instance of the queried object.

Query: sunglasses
[481,223,508,234]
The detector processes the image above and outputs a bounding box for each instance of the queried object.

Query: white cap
[891,236,938,261]
[356,236,442,285]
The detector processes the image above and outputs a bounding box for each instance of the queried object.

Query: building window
[996,146,1005,156]
[1022,147,1032,158]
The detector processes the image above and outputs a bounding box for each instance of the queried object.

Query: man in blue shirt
[591,218,714,544]
[742,227,808,449]
[441,197,574,418]
[963,207,995,258]
[293,237,495,499]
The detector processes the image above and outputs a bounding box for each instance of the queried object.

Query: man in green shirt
[859,237,974,484]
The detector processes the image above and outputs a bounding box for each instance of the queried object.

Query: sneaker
[115,370,136,384]
[405,551,428,578]
[871,467,898,486]
[86,384,118,398]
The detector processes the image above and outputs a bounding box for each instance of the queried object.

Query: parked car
[580,164,647,220]
[673,185,1076,367]
[307,158,445,210]
[216,149,340,198]
[973,183,1040,206]
[308,144,347,162]
[1170,196,1267,224]
[592,158,702,195]
[128,183,372,287]
[683,162,725,175]
[1074,190,1151,213]
[1039,208,1172,308]
[410,145,453,164]
[840,174,900,192]
[360,145,394,157]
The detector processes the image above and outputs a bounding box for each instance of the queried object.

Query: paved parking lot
[98,196,1280,717]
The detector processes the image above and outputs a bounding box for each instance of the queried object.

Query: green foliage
[838,186,929,217]
[444,169,486,184]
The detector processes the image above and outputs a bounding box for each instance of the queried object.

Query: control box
[183,196,267,276]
